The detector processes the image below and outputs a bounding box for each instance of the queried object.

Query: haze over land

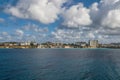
[0,0,120,43]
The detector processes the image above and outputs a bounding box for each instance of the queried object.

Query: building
[64,45,71,48]
[89,40,99,48]
[75,42,87,48]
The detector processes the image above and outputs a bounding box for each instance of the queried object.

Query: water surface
[0,49,120,80]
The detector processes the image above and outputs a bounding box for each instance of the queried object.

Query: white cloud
[15,29,24,37]
[62,3,92,28]
[51,28,104,43]
[102,9,120,28]
[100,0,119,5]
[10,24,49,42]
[90,2,99,22]
[22,23,48,33]
[97,0,120,29]
[90,2,99,12]
[5,0,67,24]
[88,32,95,39]
[88,0,120,35]
[1,0,120,43]
[51,29,83,42]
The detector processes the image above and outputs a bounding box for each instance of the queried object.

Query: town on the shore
[0,40,120,49]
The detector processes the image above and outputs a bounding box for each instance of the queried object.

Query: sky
[0,0,120,43]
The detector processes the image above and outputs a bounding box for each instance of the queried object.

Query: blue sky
[0,0,120,43]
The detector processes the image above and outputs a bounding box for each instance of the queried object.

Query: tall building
[89,40,99,48]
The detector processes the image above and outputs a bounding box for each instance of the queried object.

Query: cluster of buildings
[0,40,120,49]
[0,42,38,48]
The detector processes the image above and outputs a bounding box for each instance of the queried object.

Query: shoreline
[0,48,119,49]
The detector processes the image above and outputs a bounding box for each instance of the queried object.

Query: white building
[20,42,31,46]
[89,40,99,48]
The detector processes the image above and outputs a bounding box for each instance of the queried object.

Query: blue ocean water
[0,49,120,80]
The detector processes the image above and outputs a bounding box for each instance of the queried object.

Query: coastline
[0,48,119,50]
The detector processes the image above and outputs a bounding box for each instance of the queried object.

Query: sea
[0,49,120,80]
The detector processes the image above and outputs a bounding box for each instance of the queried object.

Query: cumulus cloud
[5,0,68,24]
[95,0,120,29]
[102,9,120,28]
[62,3,92,28]
[55,0,120,42]
[88,0,120,36]
[1,0,120,43]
